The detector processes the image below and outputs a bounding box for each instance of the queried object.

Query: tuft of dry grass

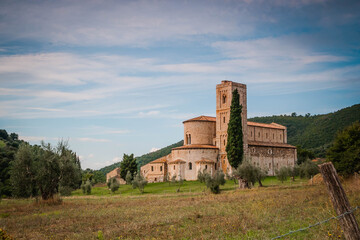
[0,178,359,240]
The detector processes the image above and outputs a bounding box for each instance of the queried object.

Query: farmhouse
[141,80,297,182]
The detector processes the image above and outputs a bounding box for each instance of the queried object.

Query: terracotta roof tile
[247,121,286,130]
[248,141,296,148]
[183,115,216,123]
[168,159,186,164]
[172,144,219,150]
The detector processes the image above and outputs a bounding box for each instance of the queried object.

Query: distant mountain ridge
[99,104,360,174]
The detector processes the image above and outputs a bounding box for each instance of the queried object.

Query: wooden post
[319,162,360,240]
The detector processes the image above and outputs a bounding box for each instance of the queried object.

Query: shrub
[59,185,73,196]
[125,171,132,185]
[84,180,92,195]
[205,171,226,194]
[276,167,289,183]
[233,161,258,188]
[110,180,120,193]
[132,172,147,194]
[299,160,319,179]
[197,170,207,183]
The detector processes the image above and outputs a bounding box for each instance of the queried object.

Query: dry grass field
[1,177,360,240]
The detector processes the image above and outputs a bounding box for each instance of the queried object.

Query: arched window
[151,166,154,171]
[160,166,163,171]
[189,162,192,170]
[188,134,191,144]
[223,116,225,123]
[222,95,227,104]
[223,139,226,146]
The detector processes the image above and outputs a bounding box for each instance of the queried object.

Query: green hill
[249,104,360,157]
[98,140,183,175]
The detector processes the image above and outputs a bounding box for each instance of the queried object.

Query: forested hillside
[98,140,183,175]
[249,104,360,157]
[0,130,26,196]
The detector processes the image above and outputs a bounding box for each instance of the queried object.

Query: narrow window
[173,165,175,170]
[223,139,226,146]
[251,131,253,137]
[155,178,157,181]
[189,162,192,170]
[280,134,282,140]
[258,132,260,137]
[223,116,225,123]
[273,134,275,139]
[266,133,268,138]
[189,134,191,144]
[205,165,208,170]
[160,166,163,171]
[222,95,226,104]
[269,163,271,168]
[151,166,154,171]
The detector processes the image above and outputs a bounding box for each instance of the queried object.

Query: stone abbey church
[141,80,297,182]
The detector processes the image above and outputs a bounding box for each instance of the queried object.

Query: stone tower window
[160,166,163,171]
[223,116,225,123]
[205,165,208,170]
[151,166,154,171]
[280,134,282,140]
[266,133,268,138]
[222,95,226,104]
[223,139,226,146]
[188,134,191,144]
[173,165,175,170]
[189,162,192,170]
[273,133,275,139]
[251,131,253,137]
[258,132,260,137]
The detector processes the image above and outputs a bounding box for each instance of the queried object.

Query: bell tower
[216,80,248,174]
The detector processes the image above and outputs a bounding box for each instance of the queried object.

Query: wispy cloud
[77,137,110,143]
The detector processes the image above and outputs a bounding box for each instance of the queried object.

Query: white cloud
[150,147,160,153]
[19,135,47,142]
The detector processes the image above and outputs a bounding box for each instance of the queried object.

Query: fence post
[319,162,360,240]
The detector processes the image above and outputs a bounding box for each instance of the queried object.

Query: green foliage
[197,170,207,183]
[97,230,104,240]
[205,171,226,194]
[108,177,120,193]
[9,140,82,200]
[10,143,38,198]
[276,167,289,183]
[132,172,147,193]
[296,146,316,165]
[59,185,73,196]
[125,170,132,184]
[0,129,26,197]
[226,89,244,168]
[249,104,360,157]
[233,160,265,188]
[327,121,360,176]
[299,160,319,179]
[120,154,137,180]
[84,180,92,194]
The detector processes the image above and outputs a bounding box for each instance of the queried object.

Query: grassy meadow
[1,177,360,240]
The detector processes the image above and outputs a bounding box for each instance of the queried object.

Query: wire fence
[271,206,360,239]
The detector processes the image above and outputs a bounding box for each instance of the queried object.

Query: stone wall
[184,121,216,145]
[248,145,297,176]
[170,148,219,180]
[247,126,286,143]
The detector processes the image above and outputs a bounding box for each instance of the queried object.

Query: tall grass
[0,177,359,239]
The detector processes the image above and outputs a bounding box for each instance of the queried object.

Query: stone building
[106,167,126,184]
[141,80,297,182]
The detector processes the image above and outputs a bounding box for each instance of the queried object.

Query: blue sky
[0,0,359,169]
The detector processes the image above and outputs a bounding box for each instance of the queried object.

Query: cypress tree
[226,89,244,168]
